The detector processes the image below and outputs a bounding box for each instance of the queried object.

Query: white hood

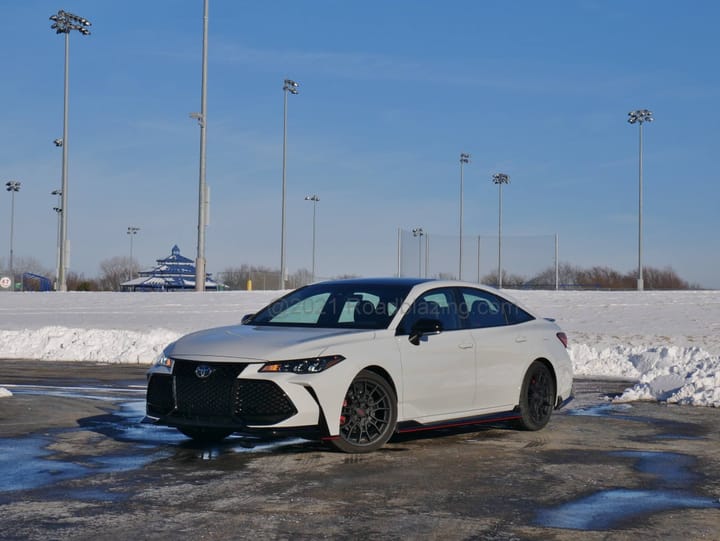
[165,324,375,362]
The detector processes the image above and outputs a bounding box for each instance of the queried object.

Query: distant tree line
[217,265,313,290]
[480,263,700,290]
[0,256,700,291]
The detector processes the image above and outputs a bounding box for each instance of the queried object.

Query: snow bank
[0,327,181,364]
[1,289,719,407]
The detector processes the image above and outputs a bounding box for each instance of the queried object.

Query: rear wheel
[516,361,555,431]
[331,370,397,453]
[178,426,233,443]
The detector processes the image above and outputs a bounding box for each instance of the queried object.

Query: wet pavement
[0,362,719,540]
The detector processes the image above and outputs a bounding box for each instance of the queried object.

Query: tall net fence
[397,228,559,288]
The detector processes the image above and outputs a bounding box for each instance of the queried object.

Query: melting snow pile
[1,289,719,407]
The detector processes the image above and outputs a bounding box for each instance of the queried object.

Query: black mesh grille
[234,379,297,425]
[146,374,173,416]
[148,360,298,427]
[173,360,246,419]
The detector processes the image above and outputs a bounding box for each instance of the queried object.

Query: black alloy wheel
[516,361,556,431]
[331,370,397,453]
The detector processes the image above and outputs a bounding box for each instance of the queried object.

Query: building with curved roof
[121,245,223,291]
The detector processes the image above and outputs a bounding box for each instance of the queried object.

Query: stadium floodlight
[5,181,21,290]
[189,0,210,292]
[304,195,320,283]
[492,173,510,288]
[459,153,471,280]
[51,189,62,288]
[412,227,425,277]
[627,109,654,291]
[127,227,141,281]
[280,78,300,289]
[49,9,92,292]
[50,10,91,35]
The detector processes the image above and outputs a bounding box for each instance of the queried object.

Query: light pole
[5,181,21,289]
[412,227,425,277]
[628,109,653,291]
[459,153,470,280]
[492,173,510,288]
[50,10,91,292]
[304,195,319,282]
[127,226,140,280]
[51,189,62,288]
[189,0,210,292]
[281,78,299,289]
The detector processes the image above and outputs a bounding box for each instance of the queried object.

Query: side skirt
[396,410,522,434]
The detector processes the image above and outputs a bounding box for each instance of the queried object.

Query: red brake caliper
[339,399,347,425]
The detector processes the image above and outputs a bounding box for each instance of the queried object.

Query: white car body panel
[395,329,476,421]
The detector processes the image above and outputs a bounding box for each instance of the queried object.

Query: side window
[503,301,534,325]
[462,289,505,328]
[461,288,534,328]
[337,293,381,324]
[398,288,461,334]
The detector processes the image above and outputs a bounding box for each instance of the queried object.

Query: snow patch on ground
[1,289,719,407]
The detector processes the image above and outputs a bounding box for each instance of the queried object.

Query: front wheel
[516,361,556,431]
[331,370,397,453]
[178,426,233,443]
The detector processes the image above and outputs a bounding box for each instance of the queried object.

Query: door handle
[515,336,527,343]
[458,343,474,349]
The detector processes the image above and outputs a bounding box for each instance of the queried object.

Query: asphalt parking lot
[1,361,719,540]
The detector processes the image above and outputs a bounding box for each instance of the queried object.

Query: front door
[395,287,476,421]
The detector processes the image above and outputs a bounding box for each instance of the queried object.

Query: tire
[178,426,233,443]
[330,370,397,453]
[515,361,556,431]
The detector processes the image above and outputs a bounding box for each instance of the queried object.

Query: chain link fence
[397,228,559,289]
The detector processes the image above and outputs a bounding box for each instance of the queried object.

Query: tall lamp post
[304,195,319,282]
[5,181,21,289]
[50,10,91,292]
[459,153,470,280]
[280,78,299,289]
[127,226,140,280]
[627,109,653,291]
[412,227,425,277]
[51,189,62,288]
[492,173,510,288]
[189,0,210,292]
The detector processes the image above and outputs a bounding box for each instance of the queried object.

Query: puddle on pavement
[567,403,633,418]
[0,396,311,497]
[536,488,718,530]
[536,450,720,530]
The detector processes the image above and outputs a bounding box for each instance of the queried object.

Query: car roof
[314,277,434,287]
[311,277,539,318]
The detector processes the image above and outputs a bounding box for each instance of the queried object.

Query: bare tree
[481,270,526,288]
[6,256,53,279]
[99,256,137,291]
[66,272,100,291]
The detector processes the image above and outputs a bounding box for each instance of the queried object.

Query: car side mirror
[241,313,255,325]
[409,318,443,346]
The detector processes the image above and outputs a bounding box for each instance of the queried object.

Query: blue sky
[2,1,719,288]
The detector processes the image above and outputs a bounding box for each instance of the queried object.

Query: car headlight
[154,352,174,369]
[260,355,345,374]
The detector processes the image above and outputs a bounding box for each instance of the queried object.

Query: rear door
[460,287,534,409]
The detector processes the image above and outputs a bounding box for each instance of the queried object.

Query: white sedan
[145,278,573,453]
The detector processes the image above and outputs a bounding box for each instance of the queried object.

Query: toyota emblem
[195,364,214,379]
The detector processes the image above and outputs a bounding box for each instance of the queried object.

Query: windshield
[249,282,414,329]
